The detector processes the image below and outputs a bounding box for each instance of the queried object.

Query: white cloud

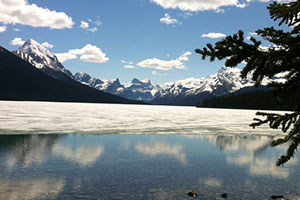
[247,32,258,40]
[41,42,54,49]
[11,37,25,46]
[124,65,137,69]
[13,28,20,31]
[88,27,97,33]
[0,0,74,29]
[80,21,89,29]
[160,13,179,25]
[55,53,77,63]
[249,32,257,36]
[151,0,246,12]
[56,44,109,63]
[80,19,100,32]
[0,25,6,32]
[201,32,226,39]
[178,51,192,61]
[137,51,191,71]
[121,60,134,65]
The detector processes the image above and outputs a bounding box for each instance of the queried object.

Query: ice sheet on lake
[0,101,285,136]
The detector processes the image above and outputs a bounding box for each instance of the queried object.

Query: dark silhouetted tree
[195,0,300,166]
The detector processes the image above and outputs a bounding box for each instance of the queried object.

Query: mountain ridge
[75,72,162,102]
[0,45,144,104]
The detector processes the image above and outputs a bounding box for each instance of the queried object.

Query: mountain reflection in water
[0,134,299,200]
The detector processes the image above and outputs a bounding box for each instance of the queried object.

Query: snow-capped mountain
[74,72,162,102]
[13,39,74,81]
[151,67,285,105]
[158,67,253,99]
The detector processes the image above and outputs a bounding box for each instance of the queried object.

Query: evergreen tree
[195,0,300,166]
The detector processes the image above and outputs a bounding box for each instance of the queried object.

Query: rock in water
[187,190,197,198]
[221,193,227,198]
[270,195,284,199]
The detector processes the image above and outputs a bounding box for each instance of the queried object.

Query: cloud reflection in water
[203,177,222,188]
[5,135,60,171]
[185,135,298,179]
[135,142,187,164]
[0,178,64,200]
[52,144,104,166]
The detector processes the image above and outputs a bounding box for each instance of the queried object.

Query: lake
[0,101,299,200]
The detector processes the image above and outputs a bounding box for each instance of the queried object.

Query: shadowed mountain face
[13,39,74,82]
[0,46,144,104]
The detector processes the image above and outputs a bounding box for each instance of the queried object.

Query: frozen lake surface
[0,101,285,136]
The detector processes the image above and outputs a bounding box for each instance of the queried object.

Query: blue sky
[0,0,289,85]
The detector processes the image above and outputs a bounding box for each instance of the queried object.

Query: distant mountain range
[5,39,286,106]
[75,72,162,102]
[0,45,142,104]
[75,66,285,106]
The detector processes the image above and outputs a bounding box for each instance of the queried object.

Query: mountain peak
[19,39,52,56]
[131,78,141,84]
[14,38,74,80]
[23,39,39,46]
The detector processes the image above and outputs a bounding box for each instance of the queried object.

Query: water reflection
[135,142,187,164]
[52,144,104,166]
[191,135,273,152]
[203,177,222,188]
[0,134,299,199]
[0,135,60,171]
[0,178,64,200]
[185,135,297,179]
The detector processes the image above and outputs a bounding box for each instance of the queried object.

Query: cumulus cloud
[151,0,291,12]
[0,25,6,32]
[80,21,89,29]
[201,32,226,39]
[136,51,191,71]
[178,51,192,61]
[11,37,25,46]
[150,0,246,12]
[160,13,179,25]
[0,0,74,29]
[80,19,101,32]
[88,27,98,33]
[55,53,77,63]
[121,60,134,65]
[42,42,54,49]
[56,44,109,63]
[124,65,137,69]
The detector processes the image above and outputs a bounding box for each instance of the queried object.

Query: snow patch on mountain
[13,39,74,80]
